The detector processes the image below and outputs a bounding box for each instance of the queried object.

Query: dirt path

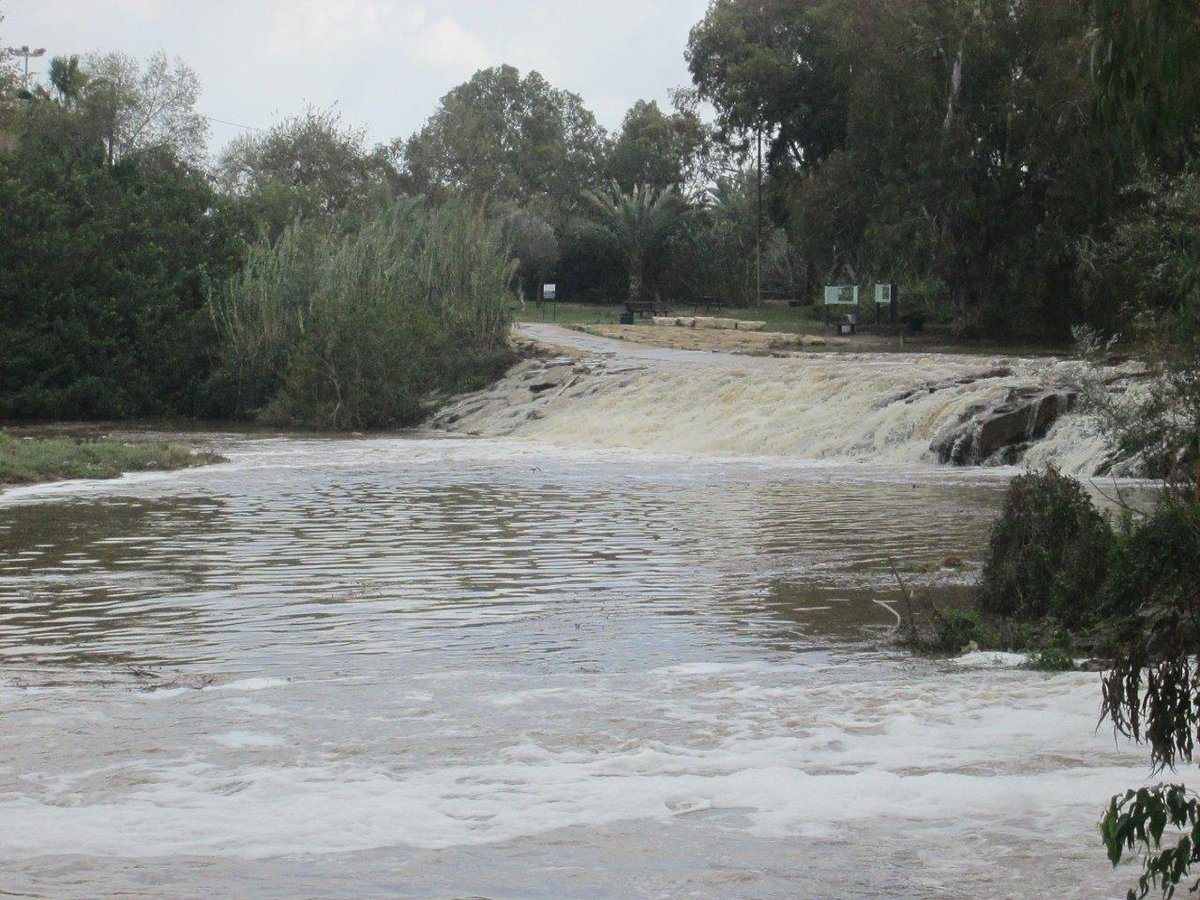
[517,320,1070,359]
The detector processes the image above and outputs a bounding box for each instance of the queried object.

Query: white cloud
[3,0,713,153]
[264,0,429,58]
[410,15,489,72]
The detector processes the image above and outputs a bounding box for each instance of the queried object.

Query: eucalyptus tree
[0,12,17,97]
[401,65,607,223]
[687,0,1122,337]
[686,0,852,170]
[586,182,682,303]
[606,99,710,195]
[1089,4,1200,892]
[1091,0,1200,172]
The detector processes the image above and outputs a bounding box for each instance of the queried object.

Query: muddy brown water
[0,431,1158,898]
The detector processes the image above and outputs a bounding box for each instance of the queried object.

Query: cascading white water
[434,326,1122,475]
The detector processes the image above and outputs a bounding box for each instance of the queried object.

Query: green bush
[0,104,246,419]
[978,468,1114,627]
[0,430,221,485]
[209,196,515,429]
[1024,647,1076,671]
[1101,498,1200,622]
[932,606,994,654]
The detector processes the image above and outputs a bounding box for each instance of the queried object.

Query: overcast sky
[5,0,713,156]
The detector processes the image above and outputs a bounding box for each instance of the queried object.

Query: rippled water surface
[0,436,1149,898]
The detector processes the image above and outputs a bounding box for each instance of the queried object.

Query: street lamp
[4,45,47,91]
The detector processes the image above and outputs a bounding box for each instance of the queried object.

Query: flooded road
[0,435,1150,898]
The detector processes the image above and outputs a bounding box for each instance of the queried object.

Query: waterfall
[432,335,1125,475]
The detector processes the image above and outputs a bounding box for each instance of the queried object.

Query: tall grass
[209,197,516,429]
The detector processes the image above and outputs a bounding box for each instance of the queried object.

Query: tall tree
[689,0,1121,335]
[217,107,394,239]
[0,99,243,418]
[81,51,207,165]
[606,99,709,195]
[0,11,17,98]
[401,65,607,221]
[687,0,852,170]
[1091,0,1200,170]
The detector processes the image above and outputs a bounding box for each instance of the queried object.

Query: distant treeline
[1,0,1197,423]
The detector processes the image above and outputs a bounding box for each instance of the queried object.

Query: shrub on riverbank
[906,469,1199,669]
[0,431,224,486]
[977,468,1114,628]
[208,197,516,429]
[911,470,1198,671]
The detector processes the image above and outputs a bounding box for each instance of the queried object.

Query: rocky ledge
[930,388,1079,465]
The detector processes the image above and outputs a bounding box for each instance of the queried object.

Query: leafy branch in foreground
[1103,785,1200,900]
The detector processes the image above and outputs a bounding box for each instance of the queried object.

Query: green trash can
[619,310,635,325]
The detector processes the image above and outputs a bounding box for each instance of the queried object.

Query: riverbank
[563,321,1075,357]
[0,431,226,488]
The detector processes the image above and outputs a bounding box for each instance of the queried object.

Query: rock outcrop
[930,389,1078,465]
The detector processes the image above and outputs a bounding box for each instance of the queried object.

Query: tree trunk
[629,256,644,303]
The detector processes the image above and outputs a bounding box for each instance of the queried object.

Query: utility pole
[755,125,763,308]
[5,45,46,92]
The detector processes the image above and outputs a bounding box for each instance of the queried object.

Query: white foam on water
[209,731,285,750]
[951,652,1030,669]
[204,677,290,693]
[444,333,1117,473]
[0,667,1158,865]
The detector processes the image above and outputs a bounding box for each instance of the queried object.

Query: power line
[200,114,262,132]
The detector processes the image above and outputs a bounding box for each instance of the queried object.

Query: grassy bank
[0,431,225,487]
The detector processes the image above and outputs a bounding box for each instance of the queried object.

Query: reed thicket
[209,197,515,429]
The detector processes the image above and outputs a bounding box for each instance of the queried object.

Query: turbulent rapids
[433,324,1128,475]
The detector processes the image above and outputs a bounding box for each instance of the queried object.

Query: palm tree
[47,55,89,107]
[586,181,681,303]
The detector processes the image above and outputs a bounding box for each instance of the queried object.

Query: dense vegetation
[977,469,1113,629]
[209,198,514,429]
[5,0,1198,429]
[0,89,245,419]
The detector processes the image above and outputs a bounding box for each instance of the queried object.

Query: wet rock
[930,389,1078,465]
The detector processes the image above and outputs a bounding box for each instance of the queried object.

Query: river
[0,331,1155,898]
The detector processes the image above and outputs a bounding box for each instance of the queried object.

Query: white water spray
[435,326,1121,474]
